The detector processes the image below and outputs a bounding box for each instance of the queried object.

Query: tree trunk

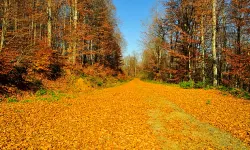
[39,23,42,40]
[62,7,67,55]
[188,44,191,80]
[221,0,227,86]
[212,0,218,86]
[169,33,173,78]
[90,40,93,65]
[47,0,52,47]
[31,16,34,40]
[134,58,137,77]
[14,0,18,32]
[14,18,17,32]
[201,15,206,85]
[33,0,37,45]
[0,0,8,52]
[34,23,36,45]
[72,0,77,65]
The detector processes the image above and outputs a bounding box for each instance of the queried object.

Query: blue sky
[113,0,157,57]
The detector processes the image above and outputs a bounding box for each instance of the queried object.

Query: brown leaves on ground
[0,79,249,149]
[0,80,160,149]
[141,80,250,146]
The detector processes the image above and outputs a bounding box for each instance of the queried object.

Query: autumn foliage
[141,0,250,91]
[0,0,124,96]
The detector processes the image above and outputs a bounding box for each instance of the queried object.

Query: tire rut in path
[146,95,248,149]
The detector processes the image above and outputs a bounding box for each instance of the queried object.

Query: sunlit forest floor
[0,79,249,149]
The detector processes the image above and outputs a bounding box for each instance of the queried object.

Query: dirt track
[0,79,249,149]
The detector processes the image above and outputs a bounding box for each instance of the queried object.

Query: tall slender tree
[212,0,218,86]
[47,0,52,47]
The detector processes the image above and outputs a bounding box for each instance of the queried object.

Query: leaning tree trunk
[212,0,218,86]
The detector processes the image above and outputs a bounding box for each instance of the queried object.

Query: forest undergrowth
[0,64,129,103]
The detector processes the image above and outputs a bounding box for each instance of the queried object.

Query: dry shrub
[80,64,128,88]
[82,64,116,78]
[117,73,127,81]
[0,49,19,75]
[31,41,63,80]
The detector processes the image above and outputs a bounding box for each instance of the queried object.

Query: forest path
[0,79,249,149]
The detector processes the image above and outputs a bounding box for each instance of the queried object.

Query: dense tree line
[0,0,123,87]
[141,0,250,91]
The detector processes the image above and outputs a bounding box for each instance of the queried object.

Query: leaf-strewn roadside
[141,80,250,146]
